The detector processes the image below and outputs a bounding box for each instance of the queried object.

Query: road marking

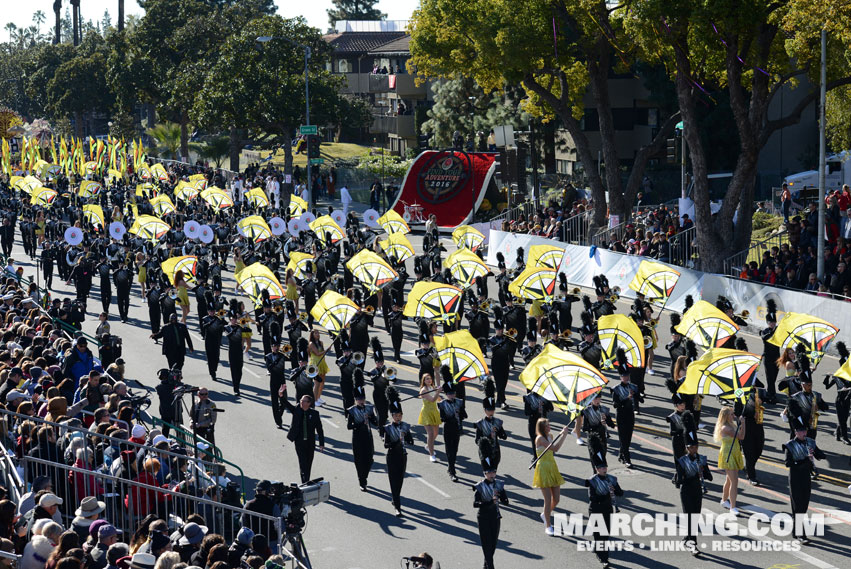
[410,473,450,498]
[789,550,840,569]
[245,367,261,378]
[321,417,339,429]
[190,332,203,343]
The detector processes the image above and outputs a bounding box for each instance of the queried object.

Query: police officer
[190,387,218,445]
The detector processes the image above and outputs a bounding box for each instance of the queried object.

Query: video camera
[269,478,330,535]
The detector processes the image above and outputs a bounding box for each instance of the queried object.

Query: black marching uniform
[201,311,225,379]
[347,373,378,490]
[735,389,766,484]
[585,451,623,567]
[284,396,325,483]
[612,351,639,467]
[674,422,712,549]
[224,320,246,395]
[438,377,467,481]
[782,418,826,541]
[823,341,851,444]
[475,382,507,471]
[473,458,509,569]
[384,388,414,515]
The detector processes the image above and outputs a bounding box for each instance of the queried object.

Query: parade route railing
[722,229,788,277]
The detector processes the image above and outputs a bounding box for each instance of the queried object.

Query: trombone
[505,328,518,341]
[352,351,366,366]
[273,304,285,314]
[298,311,309,323]
[280,343,293,355]
[361,305,376,315]
[734,310,750,321]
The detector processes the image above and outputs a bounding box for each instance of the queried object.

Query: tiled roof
[325,32,408,54]
[368,35,411,55]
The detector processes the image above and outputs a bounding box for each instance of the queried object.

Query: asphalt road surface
[17,199,851,569]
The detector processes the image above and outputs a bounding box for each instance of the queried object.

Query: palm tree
[191,136,230,168]
[4,23,16,44]
[146,122,182,160]
[33,10,46,36]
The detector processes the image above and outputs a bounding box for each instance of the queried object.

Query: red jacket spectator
[70,456,103,499]
[125,459,170,518]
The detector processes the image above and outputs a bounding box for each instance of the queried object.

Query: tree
[146,121,182,159]
[4,23,16,44]
[408,0,679,231]
[327,0,386,28]
[826,86,851,152]
[101,10,112,32]
[421,76,529,149]
[33,11,46,36]
[191,136,230,168]
[627,0,851,271]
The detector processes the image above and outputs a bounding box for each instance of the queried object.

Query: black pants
[680,481,703,542]
[478,510,499,569]
[100,285,112,314]
[352,430,374,487]
[229,351,243,393]
[742,422,765,481]
[493,365,509,406]
[836,395,850,440]
[166,352,185,370]
[270,375,285,426]
[295,440,315,483]
[205,342,220,377]
[117,289,130,321]
[444,427,461,475]
[590,507,612,563]
[387,449,407,509]
[764,361,779,400]
[617,411,634,463]
[44,267,53,289]
[195,426,215,446]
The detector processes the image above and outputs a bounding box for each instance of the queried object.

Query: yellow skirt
[310,353,329,376]
[235,260,245,274]
[533,447,564,488]
[418,399,440,426]
[718,437,744,470]
[137,267,147,284]
[530,300,544,318]
[286,283,298,301]
[177,286,190,308]
[241,330,253,340]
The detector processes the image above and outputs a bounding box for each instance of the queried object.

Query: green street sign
[300,125,318,135]
[309,158,324,165]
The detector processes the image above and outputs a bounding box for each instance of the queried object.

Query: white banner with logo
[484,231,848,353]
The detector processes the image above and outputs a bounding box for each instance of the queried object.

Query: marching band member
[674,412,712,555]
[473,441,509,569]
[760,299,780,403]
[586,436,623,568]
[385,386,414,517]
[783,410,826,543]
[369,337,390,435]
[475,379,507,471]
[438,366,467,482]
[488,308,512,409]
[612,349,639,468]
[347,370,378,491]
[224,312,247,396]
[824,342,851,444]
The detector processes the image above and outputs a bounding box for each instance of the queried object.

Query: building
[324,20,434,155]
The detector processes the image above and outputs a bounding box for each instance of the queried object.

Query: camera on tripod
[269,479,330,533]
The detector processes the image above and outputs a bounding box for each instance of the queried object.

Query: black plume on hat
[286,300,297,319]
[479,436,497,472]
[786,396,807,431]
[735,337,748,352]
[588,431,607,468]
[683,294,694,313]
[440,364,453,386]
[683,410,698,446]
[483,377,496,410]
[297,337,309,361]
[837,341,849,366]
[670,312,682,335]
[765,298,777,323]
[339,329,351,350]
[387,385,402,414]
[686,340,698,362]
[592,275,602,289]
[616,348,630,376]
[418,319,431,345]
[353,367,366,399]
[558,273,567,292]
[371,336,384,362]
[582,295,592,311]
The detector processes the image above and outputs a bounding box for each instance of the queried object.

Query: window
[557,160,572,175]
[337,59,351,73]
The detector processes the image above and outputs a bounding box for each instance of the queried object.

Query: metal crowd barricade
[0,408,246,497]
[19,455,282,553]
[668,225,698,269]
[0,550,21,569]
[562,208,594,245]
[722,230,789,277]
[0,441,24,504]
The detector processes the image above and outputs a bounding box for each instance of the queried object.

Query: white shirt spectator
[340,186,352,216]
[266,177,280,208]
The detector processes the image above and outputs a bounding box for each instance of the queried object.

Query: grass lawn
[245,142,370,168]
[744,212,788,264]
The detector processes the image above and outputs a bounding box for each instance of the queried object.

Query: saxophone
[810,395,819,430]
[754,392,764,425]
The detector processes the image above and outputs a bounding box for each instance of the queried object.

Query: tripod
[283,531,311,569]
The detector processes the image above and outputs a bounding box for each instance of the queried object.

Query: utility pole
[817,28,827,282]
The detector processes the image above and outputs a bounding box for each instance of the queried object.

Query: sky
[0,0,421,37]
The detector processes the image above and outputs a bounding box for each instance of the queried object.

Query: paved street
[17,200,851,569]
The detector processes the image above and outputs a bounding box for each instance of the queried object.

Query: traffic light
[417,134,430,150]
[666,137,678,164]
[307,135,321,159]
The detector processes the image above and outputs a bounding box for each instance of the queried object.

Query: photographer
[405,553,433,569]
[241,480,279,544]
[98,333,122,369]
[155,367,183,436]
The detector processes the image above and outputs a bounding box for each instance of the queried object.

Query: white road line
[190,332,203,343]
[410,473,450,498]
[321,417,339,429]
[245,367,261,378]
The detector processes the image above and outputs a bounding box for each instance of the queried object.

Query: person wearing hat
[190,388,218,445]
[24,493,63,537]
[258,300,278,357]
[150,313,194,370]
[227,527,255,567]
[585,438,624,568]
[266,338,292,428]
[175,522,208,562]
[782,411,826,543]
[577,308,601,366]
[241,483,278,544]
[591,276,615,319]
[667,393,688,470]
[347,369,378,491]
[520,319,542,364]
[501,295,526,366]
[383,386,413,516]
[224,314,247,395]
[387,291,405,363]
[21,534,54,569]
[128,553,157,569]
[759,299,780,403]
[488,308,512,409]
[612,349,639,468]
[438,366,466,483]
[473,441,509,569]
[733,382,767,486]
[474,379,507,472]
[577,391,614,456]
[673,411,712,554]
[465,290,490,354]
[70,496,106,544]
[666,313,687,380]
[284,301,308,369]
[145,279,163,338]
[336,330,358,412]
[200,305,225,381]
[824,342,851,445]
[283,393,325,483]
[368,337,390,434]
[785,368,828,441]
[62,337,95,389]
[89,524,120,569]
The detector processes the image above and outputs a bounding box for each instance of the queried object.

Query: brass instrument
[168,289,178,300]
[298,311,309,322]
[216,308,227,318]
[559,329,572,339]
[572,287,581,294]
[352,351,366,366]
[643,336,653,349]
[611,286,621,295]
[362,305,376,315]
[305,364,320,379]
[754,391,764,424]
[239,316,254,326]
[649,318,659,329]
[811,400,819,430]
[281,343,293,355]
[505,328,518,341]
[478,300,491,312]
[385,367,397,381]
[735,310,750,321]
[609,293,619,303]
[273,304,285,314]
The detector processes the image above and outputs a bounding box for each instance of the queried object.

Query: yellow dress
[533,444,565,488]
[718,436,744,470]
[137,266,147,284]
[177,285,190,308]
[418,397,440,426]
[310,351,329,376]
[286,282,298,301]
[235,259,246,274]
[530,299,544,318]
